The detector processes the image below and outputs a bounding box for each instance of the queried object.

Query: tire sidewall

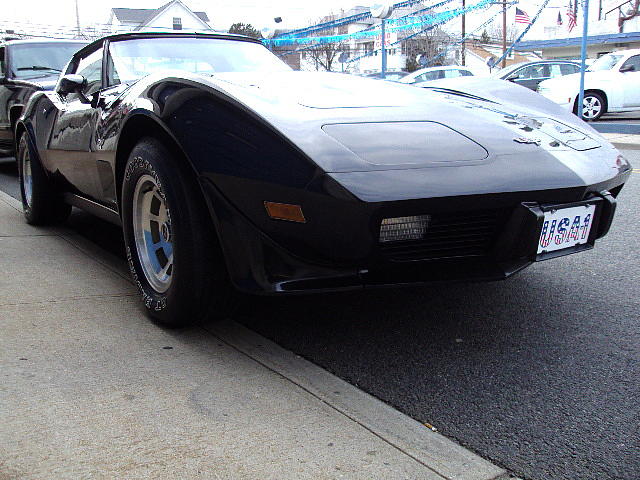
[17,134,35,220]
[122,146,184,323]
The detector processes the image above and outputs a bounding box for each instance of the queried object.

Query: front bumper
[200,170,628,295]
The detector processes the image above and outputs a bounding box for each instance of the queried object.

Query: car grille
[0,139,13,151]
[380,209,508,261]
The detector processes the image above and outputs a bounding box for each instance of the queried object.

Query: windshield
[109,37,291,84]
[587,54,622,72]
[492,63,523,78]
[11,43,84,78]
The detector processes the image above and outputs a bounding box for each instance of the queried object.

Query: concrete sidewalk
[0,191,507,480]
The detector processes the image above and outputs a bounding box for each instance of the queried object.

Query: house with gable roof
[108,0,212,33]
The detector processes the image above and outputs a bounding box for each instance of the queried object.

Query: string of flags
[263,0,495,47]
[516,3,577,32]
[266,0,583,54]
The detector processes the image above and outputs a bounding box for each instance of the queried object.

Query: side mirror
[58,74,86,94]
[619,64,635,73]
[57,74,91,103]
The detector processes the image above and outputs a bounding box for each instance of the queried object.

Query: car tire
[17,133,71,225]
[576,92,606,121]
[121,137,235,327]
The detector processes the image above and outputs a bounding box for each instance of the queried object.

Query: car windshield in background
[587,54,622,72]
[492,64,520,78]
[12,43,84,78]
[109,37,291,83]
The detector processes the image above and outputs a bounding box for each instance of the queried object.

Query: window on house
[173,17,182,30]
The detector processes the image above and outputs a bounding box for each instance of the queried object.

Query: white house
[298,6,414,74]
[513,0,640,58]
[108,0,212,33]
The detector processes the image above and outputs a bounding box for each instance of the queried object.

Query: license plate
[537,204,596,254]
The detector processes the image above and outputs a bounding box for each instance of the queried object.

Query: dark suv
[0,39,86,157]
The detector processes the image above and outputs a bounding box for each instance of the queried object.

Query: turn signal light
[379,215,430,243]
[264,202,306,223]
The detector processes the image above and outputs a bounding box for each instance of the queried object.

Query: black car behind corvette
[16,32,631,326]
[0,39,86,156]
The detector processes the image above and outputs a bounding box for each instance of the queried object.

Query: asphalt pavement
[0,152,638,480]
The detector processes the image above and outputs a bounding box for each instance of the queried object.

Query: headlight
[379,215,431,243]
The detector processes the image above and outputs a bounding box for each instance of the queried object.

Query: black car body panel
[0,39,86,156]
[18,33,631,295]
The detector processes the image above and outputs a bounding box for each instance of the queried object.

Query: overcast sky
[2,0,385,33]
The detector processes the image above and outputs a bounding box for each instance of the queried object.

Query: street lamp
[371,3,393,79]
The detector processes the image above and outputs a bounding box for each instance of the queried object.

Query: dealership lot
[0,150,638,480]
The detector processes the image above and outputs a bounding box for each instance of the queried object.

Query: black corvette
[16,32,631,326]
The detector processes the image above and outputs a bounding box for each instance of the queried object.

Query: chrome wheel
[132,174,173,293]
[21,146,33,208]
[582,95,602,120]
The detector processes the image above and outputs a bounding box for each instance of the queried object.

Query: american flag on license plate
[515,7,531,24]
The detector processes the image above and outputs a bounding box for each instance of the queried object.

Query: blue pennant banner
[264,0,494,47]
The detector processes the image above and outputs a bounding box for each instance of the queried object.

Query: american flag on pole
[515,7,531,24]
[567,1,577,32]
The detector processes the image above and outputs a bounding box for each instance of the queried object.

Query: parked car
[0,39,86,157]
[493,60,580,91]
[537,49,640,120]
[17,32,630,327]
[399,66,474,85]
[364,71,408,81]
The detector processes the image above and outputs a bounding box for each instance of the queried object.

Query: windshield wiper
[17,66,61,72]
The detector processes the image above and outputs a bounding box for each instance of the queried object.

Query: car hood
[213,71,416,108]
[198,72,612,172]
[13,73,59,90]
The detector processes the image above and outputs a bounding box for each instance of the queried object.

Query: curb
[0,187,22,211]
[206,320,509,480]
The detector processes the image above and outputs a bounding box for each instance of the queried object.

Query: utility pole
[371,4,393,79]
[461,0,466,65]
[75,0,82,39]
[502,0,507,68]
[577,0,590,119]
[381,19,387,78]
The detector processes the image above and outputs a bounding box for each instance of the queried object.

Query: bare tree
[487,19,516,44]
[303,15,348,72]
[401,27,453,72]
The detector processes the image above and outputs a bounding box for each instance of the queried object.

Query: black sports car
[0,39,86,156]
[16,32,631,326]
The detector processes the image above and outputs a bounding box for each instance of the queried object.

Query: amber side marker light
[264,202,306,223]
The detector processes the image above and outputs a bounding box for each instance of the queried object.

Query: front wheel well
[115,115,198,210]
